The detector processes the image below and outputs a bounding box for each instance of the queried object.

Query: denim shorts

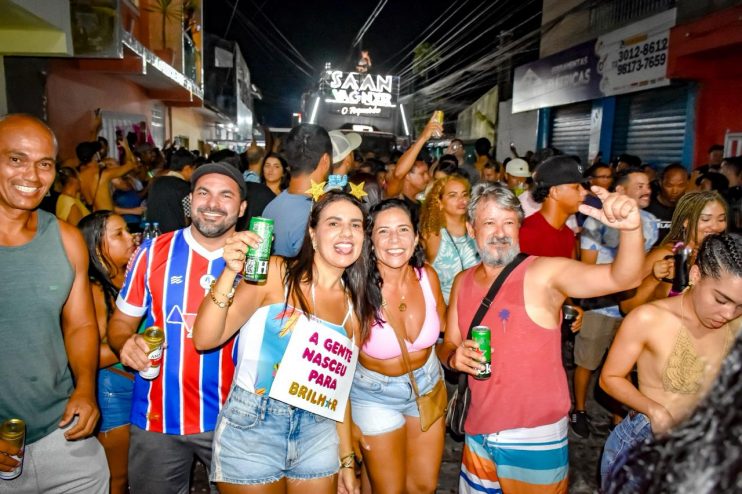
[211,385,339,485]
[97,368,134,432]
[350,350,442,436]
[600,412,653,491]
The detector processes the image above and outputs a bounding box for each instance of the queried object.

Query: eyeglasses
[591,175,613,179]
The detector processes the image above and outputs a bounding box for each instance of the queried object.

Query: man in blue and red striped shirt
[108,162,247,493]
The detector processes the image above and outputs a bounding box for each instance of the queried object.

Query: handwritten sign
[269,318,358,421]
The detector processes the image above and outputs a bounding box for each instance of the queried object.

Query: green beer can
[244,217,274,282]
[471,326,491,380]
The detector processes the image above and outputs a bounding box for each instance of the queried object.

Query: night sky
[205,0,541,127]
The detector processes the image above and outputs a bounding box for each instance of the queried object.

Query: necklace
[381,267,409,312]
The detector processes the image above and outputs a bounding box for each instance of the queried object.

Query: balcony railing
[589,0,676,33]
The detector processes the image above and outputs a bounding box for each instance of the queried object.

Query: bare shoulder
[57,218,89,267]
[264,256,289,297]
[622,301,676,337]
[422,263,441,284]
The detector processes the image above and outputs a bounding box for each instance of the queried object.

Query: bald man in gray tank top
[0,115,108,493]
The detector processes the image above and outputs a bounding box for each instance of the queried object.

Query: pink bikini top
[362,268,440,360]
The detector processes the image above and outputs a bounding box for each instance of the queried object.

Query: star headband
[305,179,368,201]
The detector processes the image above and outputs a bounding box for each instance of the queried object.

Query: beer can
[471,326,491,380]
[0,419,25,480]
[432,110,444,138]
[244,217,274,283]
[139,326,165,380]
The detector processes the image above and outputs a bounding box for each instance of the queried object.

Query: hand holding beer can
[431,111,444,138]
[0,419,25,480]
[244,217,274,283]
[139,326,165,380]
[471,326,492,380]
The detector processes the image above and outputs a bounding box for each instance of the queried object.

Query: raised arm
[549,187,644,299]
[58,221,101,440]
[385,116,442,197]
[103,138,138,181]
[192,230,273,350]
[599,304,674,434]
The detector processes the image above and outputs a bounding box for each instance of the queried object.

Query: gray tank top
[0,210,75,444]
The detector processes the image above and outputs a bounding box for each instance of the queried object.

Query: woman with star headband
[350,198,447,494]
[193,191,372,494]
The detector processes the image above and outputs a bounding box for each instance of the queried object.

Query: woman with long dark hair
[78,211,136,494]
[193,191,370,494]
[260,153,290,195]
[351,198,447,494]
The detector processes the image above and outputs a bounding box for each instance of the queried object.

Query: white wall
[496,99,538,162]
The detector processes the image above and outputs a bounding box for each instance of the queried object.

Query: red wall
[46,60,158,161]
[693,78,742,167]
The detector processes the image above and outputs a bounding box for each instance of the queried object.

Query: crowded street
[1,1,742,494]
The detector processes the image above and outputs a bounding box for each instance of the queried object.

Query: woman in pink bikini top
[350,198,447,494]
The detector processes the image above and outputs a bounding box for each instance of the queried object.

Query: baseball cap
[329,131,362,164]
[190,162,247,199]
[505,158,531,178]
[532,156,586,187]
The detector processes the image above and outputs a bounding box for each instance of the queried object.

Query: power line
[395,0,504,79]
[230,10,314,79]
[351,0,388,48]
[223,0,315,75]
[223,0,240,37]
[401,0,541,85]
[244,0,316,71]
[384,0,470,72]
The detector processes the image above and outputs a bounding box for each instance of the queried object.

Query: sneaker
[570,410,591,438]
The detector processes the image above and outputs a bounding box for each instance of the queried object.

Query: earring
[311,238,317,249]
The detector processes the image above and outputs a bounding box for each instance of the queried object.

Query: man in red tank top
[437,182,645,494]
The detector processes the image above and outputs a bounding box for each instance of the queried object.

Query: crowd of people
[0,110,741,494]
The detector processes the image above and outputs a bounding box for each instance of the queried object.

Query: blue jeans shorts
[350,350,442,436]
[97,367,134,432]
[211,385,340,485]
[600,412,653,491]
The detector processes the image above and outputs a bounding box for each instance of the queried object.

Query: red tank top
[457,257,570,434]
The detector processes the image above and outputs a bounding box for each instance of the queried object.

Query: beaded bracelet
[209,280,235,309]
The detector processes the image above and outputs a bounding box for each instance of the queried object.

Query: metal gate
[612,85,689,167]
[549,102,592,164]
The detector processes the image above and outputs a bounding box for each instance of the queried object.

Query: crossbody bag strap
[456,252,529,393]
[389,314,423,399]
[465,253,529,339]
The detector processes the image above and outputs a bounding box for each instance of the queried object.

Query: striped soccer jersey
[117,227,236,435]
